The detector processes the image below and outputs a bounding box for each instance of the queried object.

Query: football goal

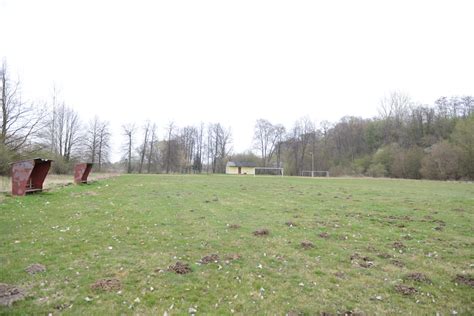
[301,170,330,177]
[254,167,284,176]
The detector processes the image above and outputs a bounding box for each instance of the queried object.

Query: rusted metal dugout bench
[74,163,93,184]
[11,158,53,196]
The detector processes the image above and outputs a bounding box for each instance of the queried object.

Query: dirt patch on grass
[359,262,374,268]
[228,224,241,229]
[350,253,374,268]
[253,229,270,236]
[25,263,46,274]
[334,271,346,279]
[224,254,242,262]
[377,253,392,259]
[350,253,372,261]
[0,283,26,306]
[285,221,297,227]
[90,278,122,291]
[392,241,406,249]
[405,272,431,283]
[301,241,314,249]
[200,254,219,264]
[54,302,72,311]
[319,232,330,238]
[394,284,417,295]
[454,274,474,287]
[168,262,192,274]
[390,260,405,267]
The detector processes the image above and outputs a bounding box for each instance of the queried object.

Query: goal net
[254,167,284,176]
[301,170,330,177]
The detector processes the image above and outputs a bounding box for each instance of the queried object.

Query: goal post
[301,170,330,177]
[254,167,284,176]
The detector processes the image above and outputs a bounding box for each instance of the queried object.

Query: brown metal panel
[11,158,53,196]
[74,163,93,184]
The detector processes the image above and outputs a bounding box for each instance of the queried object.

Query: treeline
[2,61,473,180]
[275,92,474,180]
[120,122,232,174]
[0,62,112,174]
[122,91,473,180]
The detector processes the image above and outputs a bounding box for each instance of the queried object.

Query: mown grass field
[0,175,473,315]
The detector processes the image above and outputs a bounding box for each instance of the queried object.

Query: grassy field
[0,175,473,315]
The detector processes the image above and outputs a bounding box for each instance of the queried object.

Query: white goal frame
[254,167,284,176]
[301,170,330,177]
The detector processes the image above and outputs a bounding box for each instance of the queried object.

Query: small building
[226,161,257,175]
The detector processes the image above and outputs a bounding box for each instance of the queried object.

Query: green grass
[1,175,473,315]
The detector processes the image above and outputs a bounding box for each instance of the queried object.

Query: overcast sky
[1,0,473,161]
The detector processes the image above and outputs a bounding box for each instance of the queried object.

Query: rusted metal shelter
[74,163,93,184]
[11,158,53,196]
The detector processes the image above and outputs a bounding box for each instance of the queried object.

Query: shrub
[366,163,387,177]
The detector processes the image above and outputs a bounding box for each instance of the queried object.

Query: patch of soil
[301,241,314,249]
[405,272,431,283]
[0,283,26,307]
[394,284,417,296]
[434,226,444,231]
[200,254,220,264]
[334,271,346,279]
[377,253,392,259]
[253,229,269,236]
[454,274,474,287]
[285,221,297,227]
[366,245,377,252]
[229,224,241,229]
[168,262,192,274]
[359,262,374,268]
[432,219,446,226]
[350,253,372,261]
[225,254,242,261]
[392,241,406,249]
[90,278,122,291]
[25,263,46,274]
[350,253,374,268]
[55,303,72,310]
[402,235,413,240]
[390,260,405,267]
[319,232,330,238]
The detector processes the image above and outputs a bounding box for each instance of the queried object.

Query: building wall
[226,166,256,175]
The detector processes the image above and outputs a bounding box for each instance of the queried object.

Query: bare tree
[193,122,205,173]
[138,121,151,173]
[208,123,232,173]
[41,88,81,161]
[1,61,44,151]
[146,123,157,173]
[85,116,100,164]
[378,91,411,143]
[122,123,136,173]
[97,120,110,171]
[164,122,175,174]
[253,119,285,167]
